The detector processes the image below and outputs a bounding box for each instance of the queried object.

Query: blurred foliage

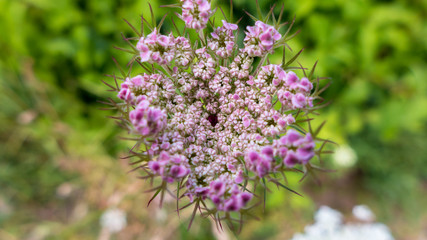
[0,0,426,239]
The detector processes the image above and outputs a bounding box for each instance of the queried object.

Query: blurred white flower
[353,205,375,222]
[100,208,127,233]
[333,145,357,167]
[314,206,342,227]
[291,205,394,240]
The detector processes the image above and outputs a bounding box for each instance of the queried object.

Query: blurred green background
[0,0,426,239]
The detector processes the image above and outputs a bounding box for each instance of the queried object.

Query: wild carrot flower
[104,0,333,230]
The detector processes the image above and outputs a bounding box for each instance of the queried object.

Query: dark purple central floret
[207,114,219,127]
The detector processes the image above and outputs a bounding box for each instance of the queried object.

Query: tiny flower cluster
[180,0,212,30]
[136,30,175,65]
[208,178,253,212]
[148,151,190,183]
[275,129,316,167]
[244,21,282,57]
[129,100,167,136]
[245,129,316,178]
[108,0,332,227]
[208,20,238,58]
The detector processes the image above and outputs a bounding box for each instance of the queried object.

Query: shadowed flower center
[207,114,219,127]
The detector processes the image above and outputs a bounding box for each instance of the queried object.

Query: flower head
[107,0,332,230]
